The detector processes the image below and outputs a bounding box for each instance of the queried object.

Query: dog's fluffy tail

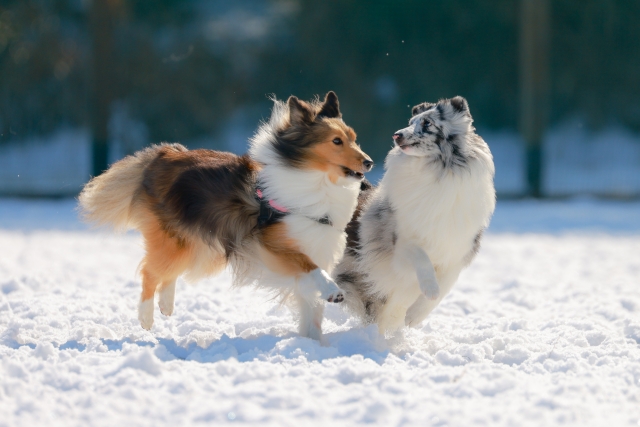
[78,144,176,231]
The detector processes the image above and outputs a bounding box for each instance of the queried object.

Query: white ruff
[383,145,495,270]
[249,99,361,272]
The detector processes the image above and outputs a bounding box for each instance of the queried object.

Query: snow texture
[1,198,640,426]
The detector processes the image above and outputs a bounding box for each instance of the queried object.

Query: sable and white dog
[79,92,372,340]
[333,96,495,334]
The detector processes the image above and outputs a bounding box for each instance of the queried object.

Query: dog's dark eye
[422,121,431,132]
[332,138,343,145]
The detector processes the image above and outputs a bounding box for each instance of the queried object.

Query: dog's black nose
[393,133,403,142]
[363,159,374,172]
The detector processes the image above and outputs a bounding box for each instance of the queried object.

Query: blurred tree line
[1,0,639,161]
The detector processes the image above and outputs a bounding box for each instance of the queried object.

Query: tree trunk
[520,0,550,197]
[89,0,118,177]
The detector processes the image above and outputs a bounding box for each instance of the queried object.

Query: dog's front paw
[326,290,344,303]
[312,268,345,303]
[422,283,440,300]
[318,280,344,303]
[418,273,440,301]
[138,298,154,330]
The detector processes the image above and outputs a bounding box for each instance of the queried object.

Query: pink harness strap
[255,185,331,227]
[256,189,289,213]
[268,199,289,213]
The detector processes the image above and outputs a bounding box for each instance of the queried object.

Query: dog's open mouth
[341,166,364,180]
[398,142,421,149]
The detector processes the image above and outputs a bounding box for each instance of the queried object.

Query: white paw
[405,312,420,328]
[418,271,440,300]
[422,282,440,300]
[138,298,154,330]
[325,289,344,303]
[158,299,173,316]
[312,269,344,303]
[405,295,430,328]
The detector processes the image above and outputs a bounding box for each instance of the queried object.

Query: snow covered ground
[1,198,640,427]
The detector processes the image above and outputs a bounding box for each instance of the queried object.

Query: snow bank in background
[482,129,526,195]
[0,198,639,426]
[2,121,640,196]
[482,121,640,196]
[545,121,640,196]
[0,128,90,196]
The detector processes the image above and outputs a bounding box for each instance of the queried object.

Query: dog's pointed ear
[317,91,342,119]
[288,96,314,125]
[411,102,435,117]
[450,96,470,116]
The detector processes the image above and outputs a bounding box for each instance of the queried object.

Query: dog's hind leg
[137,217,191,329]
[158,279,176,316]
[376,296,408,335]
[406,269,458,327]
[405,293,445,327]
[405,295,432,328]
[139,267,159,330]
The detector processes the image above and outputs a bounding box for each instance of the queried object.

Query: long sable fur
[78,91,372,338]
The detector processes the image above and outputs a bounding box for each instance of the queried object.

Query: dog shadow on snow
[44,307,394,364]
[48,326,391,365]
[154,325,391,364]
[149,305,395,364]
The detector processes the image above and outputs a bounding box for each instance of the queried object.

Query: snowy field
[1,198,640,427]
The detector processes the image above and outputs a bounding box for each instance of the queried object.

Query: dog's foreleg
[158,279,176,316]
[408,244,440,300]
[295,289,324,340]
[260,222,343,303]
[296,272,330,340]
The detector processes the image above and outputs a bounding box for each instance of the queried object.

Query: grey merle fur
[334,96,493,328]
[334,183,398,322]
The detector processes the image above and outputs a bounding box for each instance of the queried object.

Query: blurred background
[1,0,639,198]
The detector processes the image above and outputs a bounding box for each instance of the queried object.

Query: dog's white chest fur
[384,149,494,272]
[259,167,360,271]
[353,146,495,333]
